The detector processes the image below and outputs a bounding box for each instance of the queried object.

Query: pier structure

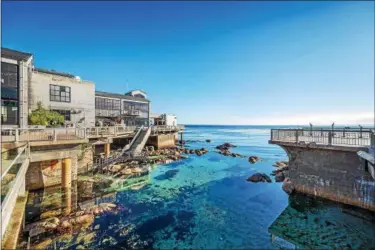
[269,127,375,211]
[1,124,184,244]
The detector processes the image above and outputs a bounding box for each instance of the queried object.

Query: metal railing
[1,128,86,143]
[271,128,375,147]
[151,125,184,134]
[1,144,29,205]
[1,125,181,143]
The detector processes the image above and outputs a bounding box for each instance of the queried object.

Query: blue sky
[2,1,374,125]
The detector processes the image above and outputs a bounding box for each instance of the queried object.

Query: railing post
[328,131,332,145]
[96,128,99,137]
[15,129,19,142]
[343,128,346,138]
[371,133,375,147]
[53,129,57,141]
[295,130,299,143]
[270,129,274,141]
[114,126,118,136]
[84,128,87,139]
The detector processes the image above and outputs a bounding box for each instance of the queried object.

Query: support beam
[104,143,110,158]
[61,158,72,188]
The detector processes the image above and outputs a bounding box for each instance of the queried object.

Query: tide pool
[22,125,375,249]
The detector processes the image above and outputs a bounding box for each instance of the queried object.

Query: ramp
[122,126,152,157]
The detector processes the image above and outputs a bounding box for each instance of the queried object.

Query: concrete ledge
[1,192,28,250]
[269,140,368,152]
[294,184,375,212]
[30,139,88,147]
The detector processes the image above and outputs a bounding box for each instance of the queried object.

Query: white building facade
[29,68,95,127]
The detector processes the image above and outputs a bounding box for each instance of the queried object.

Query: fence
[1,125,182,143]
[271,128,375,147]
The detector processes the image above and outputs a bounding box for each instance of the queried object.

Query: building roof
[1,47,33,61]
[150,113,162,118]
[125,89,147,95]
[95,90,150,102]
[34,68,76,78]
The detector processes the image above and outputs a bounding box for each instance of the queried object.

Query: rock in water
[249,156,260,164]
[275,172,285,182]
[247,173,272,183]
[282,178,295,194]
[206,139,211,143]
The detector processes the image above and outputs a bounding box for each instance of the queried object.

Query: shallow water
[23,125,375,249]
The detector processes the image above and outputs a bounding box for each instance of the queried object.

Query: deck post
[53,129,57,141]
[328,131,332,145]
[295,130,299,143]
[371,133,375,147]
[15,129,19,142]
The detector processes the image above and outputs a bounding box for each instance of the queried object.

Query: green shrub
[29,102,65,126]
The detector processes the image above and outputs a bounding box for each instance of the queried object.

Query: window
[50,84,71,102]
[1,62,19,125]
[95,97,120,110]
[53,110,71,121]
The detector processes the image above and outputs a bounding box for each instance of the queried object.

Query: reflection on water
[269,194,375,249]
[19,126,375,249]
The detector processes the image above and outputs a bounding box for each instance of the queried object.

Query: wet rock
[247,173,272,183]
[206,139,211,143]
[249,156,261,164]
[282,178,295,194]
[216,142,236,151]
[275,172,285,182]
[271,166,289,176]
[61,220,71,228]
[273,161,288,168]
[165,169,179,178]
[231,153,237,157]
[40,209,60,219]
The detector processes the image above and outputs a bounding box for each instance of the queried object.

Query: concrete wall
[26,157,78,190]
[148,134,176,149]
[281,145,375,211]
[29,71,95,127]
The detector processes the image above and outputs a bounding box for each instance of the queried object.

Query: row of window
[95,97,121,110]
[50,84,71,103]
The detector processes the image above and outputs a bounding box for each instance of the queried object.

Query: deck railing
[151,125,184,134]
[1,125,183,143]
[271,128,375,147]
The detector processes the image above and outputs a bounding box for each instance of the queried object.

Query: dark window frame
[50,84,71,103]
[1,62,19,125]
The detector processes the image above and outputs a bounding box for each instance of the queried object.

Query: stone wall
[282,145,375,211]
[26,157,78,190]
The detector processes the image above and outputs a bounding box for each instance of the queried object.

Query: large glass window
[1,62,19,125]
[50,85,71,102]
[95,97,120,110]
[123,101,149,112]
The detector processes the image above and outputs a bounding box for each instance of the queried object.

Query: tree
[29,102,65,126]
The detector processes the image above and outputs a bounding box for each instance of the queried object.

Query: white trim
[1,57,18,65]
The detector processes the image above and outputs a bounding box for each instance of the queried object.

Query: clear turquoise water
[25,125,375,249]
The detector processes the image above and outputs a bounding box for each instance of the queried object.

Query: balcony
[121,110,140,116]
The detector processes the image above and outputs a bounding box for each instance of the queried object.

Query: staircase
[122,126,152,157]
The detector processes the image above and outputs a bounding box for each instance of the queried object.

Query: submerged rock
[249,156,261,164]
[282,178,295,194]
[247,173,272,183]
[206,139,211,143]
[275,172,285,182]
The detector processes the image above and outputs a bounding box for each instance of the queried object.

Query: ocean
[24,125,375,249]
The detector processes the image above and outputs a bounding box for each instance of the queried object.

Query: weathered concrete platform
[270,128,375,211]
